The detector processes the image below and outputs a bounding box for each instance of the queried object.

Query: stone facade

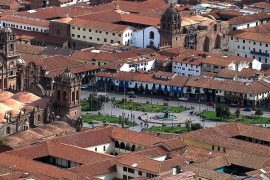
[159,5,229,52]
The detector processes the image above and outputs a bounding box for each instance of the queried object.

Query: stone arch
[6,126,10,135]
[115,141,120,148]
[215,34,222,49]
[203,36,210,52]
[131,145,136,152]
[120,142,125,149]
[125,143,131,151]
[28,83,45,97]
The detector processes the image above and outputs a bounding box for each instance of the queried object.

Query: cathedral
[159,4,228,52]
[0,27,82,136]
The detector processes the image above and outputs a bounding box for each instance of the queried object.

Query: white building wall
[119,60,155,72]
[122,29,134,46]
[131,26,160,48]
[228,35,269,65]
[96,172,116,180]
[85,142,114,154]
[172,61,201,76]
[0,20,49,33]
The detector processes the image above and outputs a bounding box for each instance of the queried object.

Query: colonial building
[159,4,229,52]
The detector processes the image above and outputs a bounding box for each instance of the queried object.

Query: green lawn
[81,100,90,111]
[113,100,186,113]
[82,114,135,127]
[201,111,270,124]
[146,126,188,134]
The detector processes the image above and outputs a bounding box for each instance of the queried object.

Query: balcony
[250,50,270,57]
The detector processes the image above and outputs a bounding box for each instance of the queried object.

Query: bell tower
[159,4,182,48]
[0,28,19,91]
[53,67,81,119]
[0,28,17,58]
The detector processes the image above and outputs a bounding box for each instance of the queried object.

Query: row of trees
[88,94,110,111]
[215,104,264,119]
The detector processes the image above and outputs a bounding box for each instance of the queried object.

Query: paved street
[81,90,270,131]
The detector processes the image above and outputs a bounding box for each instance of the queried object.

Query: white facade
[229,35,269,65]
[131,26,160,48]
[70,24,134,46]
[231,21,261,31]
[116,165,158,180]
[172,61,201,77]
[85,142,115,154]
[119,59,155,72]
[0,20,49,33]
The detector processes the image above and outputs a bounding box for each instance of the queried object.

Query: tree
[235,108,240,118]
[215,104,230,120]
[191,123,203,130]
[255,109,263,116]
[88,94,102,111]
[185,120,191,132]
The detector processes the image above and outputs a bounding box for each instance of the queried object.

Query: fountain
[155,107,177,120]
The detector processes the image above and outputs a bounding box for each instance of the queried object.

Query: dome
[165,4,178,16]
[1,27,12,34]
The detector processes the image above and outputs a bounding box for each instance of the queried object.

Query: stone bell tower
[159,4,182,48]
[53,67,81,119]
[0,27,19,91]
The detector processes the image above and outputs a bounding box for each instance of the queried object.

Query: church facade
[159,4,229,52]
[0,27,82,136]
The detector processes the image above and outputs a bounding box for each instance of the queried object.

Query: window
[230,37,233,40]
[104,38,107,42]
[72,26,75,29]
[89,29,91,32]
[71,34,75,37]
[99,31,102,33]
[119,34,121,37]
[243,40,245,43]
[97,38,100,41]
[254,42,256,45]
[95,147,97,151]
[138,171,142,176]
[266,44,268,47]
[103,146,106,151]
[77,27,80,30]
[223,148,226,153]
[77,35,80,38]
[112,33,115,36]
[149,31,154,39]
[128,168,134,173]
[123,167,127,172]
[217,146,220,151]
[111,40,114,43]
[89,37,92,40]
[83,36,85,39]
[123,175,127,180]
[243,46,245,49]
[83,28,86,31]
[212,145,214,151]
[96,30,98,33]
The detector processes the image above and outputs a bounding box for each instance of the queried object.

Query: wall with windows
[0,20,49,33]
[132,26,160,48]
[228,35,269,65]
[119,59,155,72]
[116,165,158,180]
[96,172,116,180]
[172,61,201,76]
[85,142,114,154]
[70,25,133,46]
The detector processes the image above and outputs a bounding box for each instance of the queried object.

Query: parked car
[81,84,89,90]
[178,97,188,101]
[129,94,137,98]
[127,91,135,95]
[243,107,252,112]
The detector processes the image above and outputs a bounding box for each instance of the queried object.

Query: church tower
[159,4,182,48]
[53,68,81,120]
[0,28,19,91]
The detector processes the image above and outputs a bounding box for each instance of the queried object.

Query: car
[129,94,136,98]
[81,84,89,90]
[178,97,188,101]
[127,91,135,95]
[243,107,252,112]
